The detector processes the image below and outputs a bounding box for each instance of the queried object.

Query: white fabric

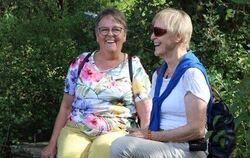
[150,68,210,130]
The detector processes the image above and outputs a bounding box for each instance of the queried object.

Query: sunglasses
[151,27,167,37]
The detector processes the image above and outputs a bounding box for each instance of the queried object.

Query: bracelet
[147,130,152,140]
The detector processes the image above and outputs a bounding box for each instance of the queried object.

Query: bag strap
[128,55,141,125]
[77,53,133,91]
[78,53,133,80]
[128,55,133,83]
[77,53,92,76]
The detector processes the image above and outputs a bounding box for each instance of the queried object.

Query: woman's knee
[89,131,126,158]
[111,136,125,151]
[113,136,134,147]
[110,136,138,157]
[57,126,91,158]
[111,137,126,157]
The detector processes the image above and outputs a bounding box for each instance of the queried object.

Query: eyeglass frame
[96,26,125,36]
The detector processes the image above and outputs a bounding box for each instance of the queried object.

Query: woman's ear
[175,33,183,43]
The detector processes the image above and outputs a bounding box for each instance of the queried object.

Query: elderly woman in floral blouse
[41,8,151,158]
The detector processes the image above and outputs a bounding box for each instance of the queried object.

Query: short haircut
[95,8,127,31]
[152,8,193,48]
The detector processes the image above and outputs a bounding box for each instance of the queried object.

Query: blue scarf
[149,49,210,131]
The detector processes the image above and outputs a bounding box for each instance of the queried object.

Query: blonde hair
[152,8,193,48]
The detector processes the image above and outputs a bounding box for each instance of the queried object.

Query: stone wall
[11,142,48,158]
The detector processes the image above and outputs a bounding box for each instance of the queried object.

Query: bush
[0,0,249,157]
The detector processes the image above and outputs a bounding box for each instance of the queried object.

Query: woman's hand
[126,128,149,139]
[41,143,56,158]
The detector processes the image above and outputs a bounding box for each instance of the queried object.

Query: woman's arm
[41,94,74,158]
[131,56,152,129]
[151,92,207,142]
[135,99,152,129]
[128,92,207,142]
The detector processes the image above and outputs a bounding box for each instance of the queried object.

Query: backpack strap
[77,53,92,76]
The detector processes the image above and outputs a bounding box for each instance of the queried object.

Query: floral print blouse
[64,51,151,136]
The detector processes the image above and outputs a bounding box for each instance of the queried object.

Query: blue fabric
[149,49,212,131]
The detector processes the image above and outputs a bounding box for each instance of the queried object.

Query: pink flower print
[70,54,88,69]
[90,117,97,126]
[81,63,103,82]
[83,114,99,129]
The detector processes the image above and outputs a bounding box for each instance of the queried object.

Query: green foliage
[0,0,249,157]
[230,0,250,4]
[124,0,167,76]
[0,0,100,156]
[232,75,250,157]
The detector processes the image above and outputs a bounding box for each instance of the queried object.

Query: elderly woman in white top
[111,8,210,158]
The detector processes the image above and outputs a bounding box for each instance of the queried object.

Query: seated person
[41,8,151,158]
[111,7,210,158]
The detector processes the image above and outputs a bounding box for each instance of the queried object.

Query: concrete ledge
[11,142,48,158]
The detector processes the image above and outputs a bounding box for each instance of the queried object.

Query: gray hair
[95,8,127,32]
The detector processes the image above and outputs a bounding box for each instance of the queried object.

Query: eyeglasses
[151,27,167,37]
[97,27,124,36]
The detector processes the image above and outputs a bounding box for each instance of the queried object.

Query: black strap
[128,55,140,126]
[128,55,133,83]
[77,53,135,98]
[78,53,133,81]
[77,53,92,76]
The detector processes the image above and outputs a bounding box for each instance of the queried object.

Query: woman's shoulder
[78,52,92,60]
[182,67,208,87]
[126,54,142,65]
[183,67,205,78]
[182,68,210,103]
[68,51,92,68]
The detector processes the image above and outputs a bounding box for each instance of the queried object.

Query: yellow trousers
[57,123,127,158]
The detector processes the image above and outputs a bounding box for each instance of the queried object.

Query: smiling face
[96,15,127,54]
[150,8,193,58]
[150,18,179,57]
